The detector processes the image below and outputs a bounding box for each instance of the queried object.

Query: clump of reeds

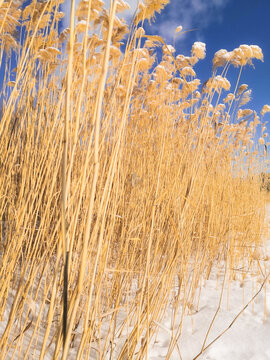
[0,0,269,358]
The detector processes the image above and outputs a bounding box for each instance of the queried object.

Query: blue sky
[142,0,270,119]
[87,0,269,124]
[2,0,269,123]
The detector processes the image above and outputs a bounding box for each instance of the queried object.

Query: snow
[148,273,270,359]
[1,210,270,359]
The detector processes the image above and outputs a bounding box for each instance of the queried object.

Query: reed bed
[0,0,269,359]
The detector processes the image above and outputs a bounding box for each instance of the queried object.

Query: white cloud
[150,0,230,44]
[60,0,230,48]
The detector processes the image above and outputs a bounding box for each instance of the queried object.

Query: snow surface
[1,210,270,359]
[147,270,270,360]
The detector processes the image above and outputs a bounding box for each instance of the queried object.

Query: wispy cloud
[150,0,231,43]
[61,0,229,45]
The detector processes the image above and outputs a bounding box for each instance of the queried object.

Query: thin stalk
[61,0,75,351]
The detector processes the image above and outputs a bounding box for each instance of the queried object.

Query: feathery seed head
[237,84,248,96]
[154,64,168,82]
[137,58,150,72]
[250,45,263,61]
[237,109,253,120]
[176,54,190,68]
[239,90,252,107]
[135,27,145,37]
[163,44,175,55]
[181,66,196,77]
[76,20,88,33]
[212,49,229,68]
[206,76,231,91]
[223,93,235,103]
[191,42,206,59]
[239,45,253,58]
[135,0,170,24]
[188,56,199,66]
[175,25,183,33]
[261,105,270,116]
[188,78,200,91]
[217,104,226,112]
[116,0,130,12]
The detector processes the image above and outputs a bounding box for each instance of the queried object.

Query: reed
[0,0,268,358]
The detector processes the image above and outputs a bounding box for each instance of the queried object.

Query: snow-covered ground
[1,213,270,359]
[146,208,270,360]
[146,268,270,360]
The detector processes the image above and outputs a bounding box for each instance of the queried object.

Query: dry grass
[0,0,269,359]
